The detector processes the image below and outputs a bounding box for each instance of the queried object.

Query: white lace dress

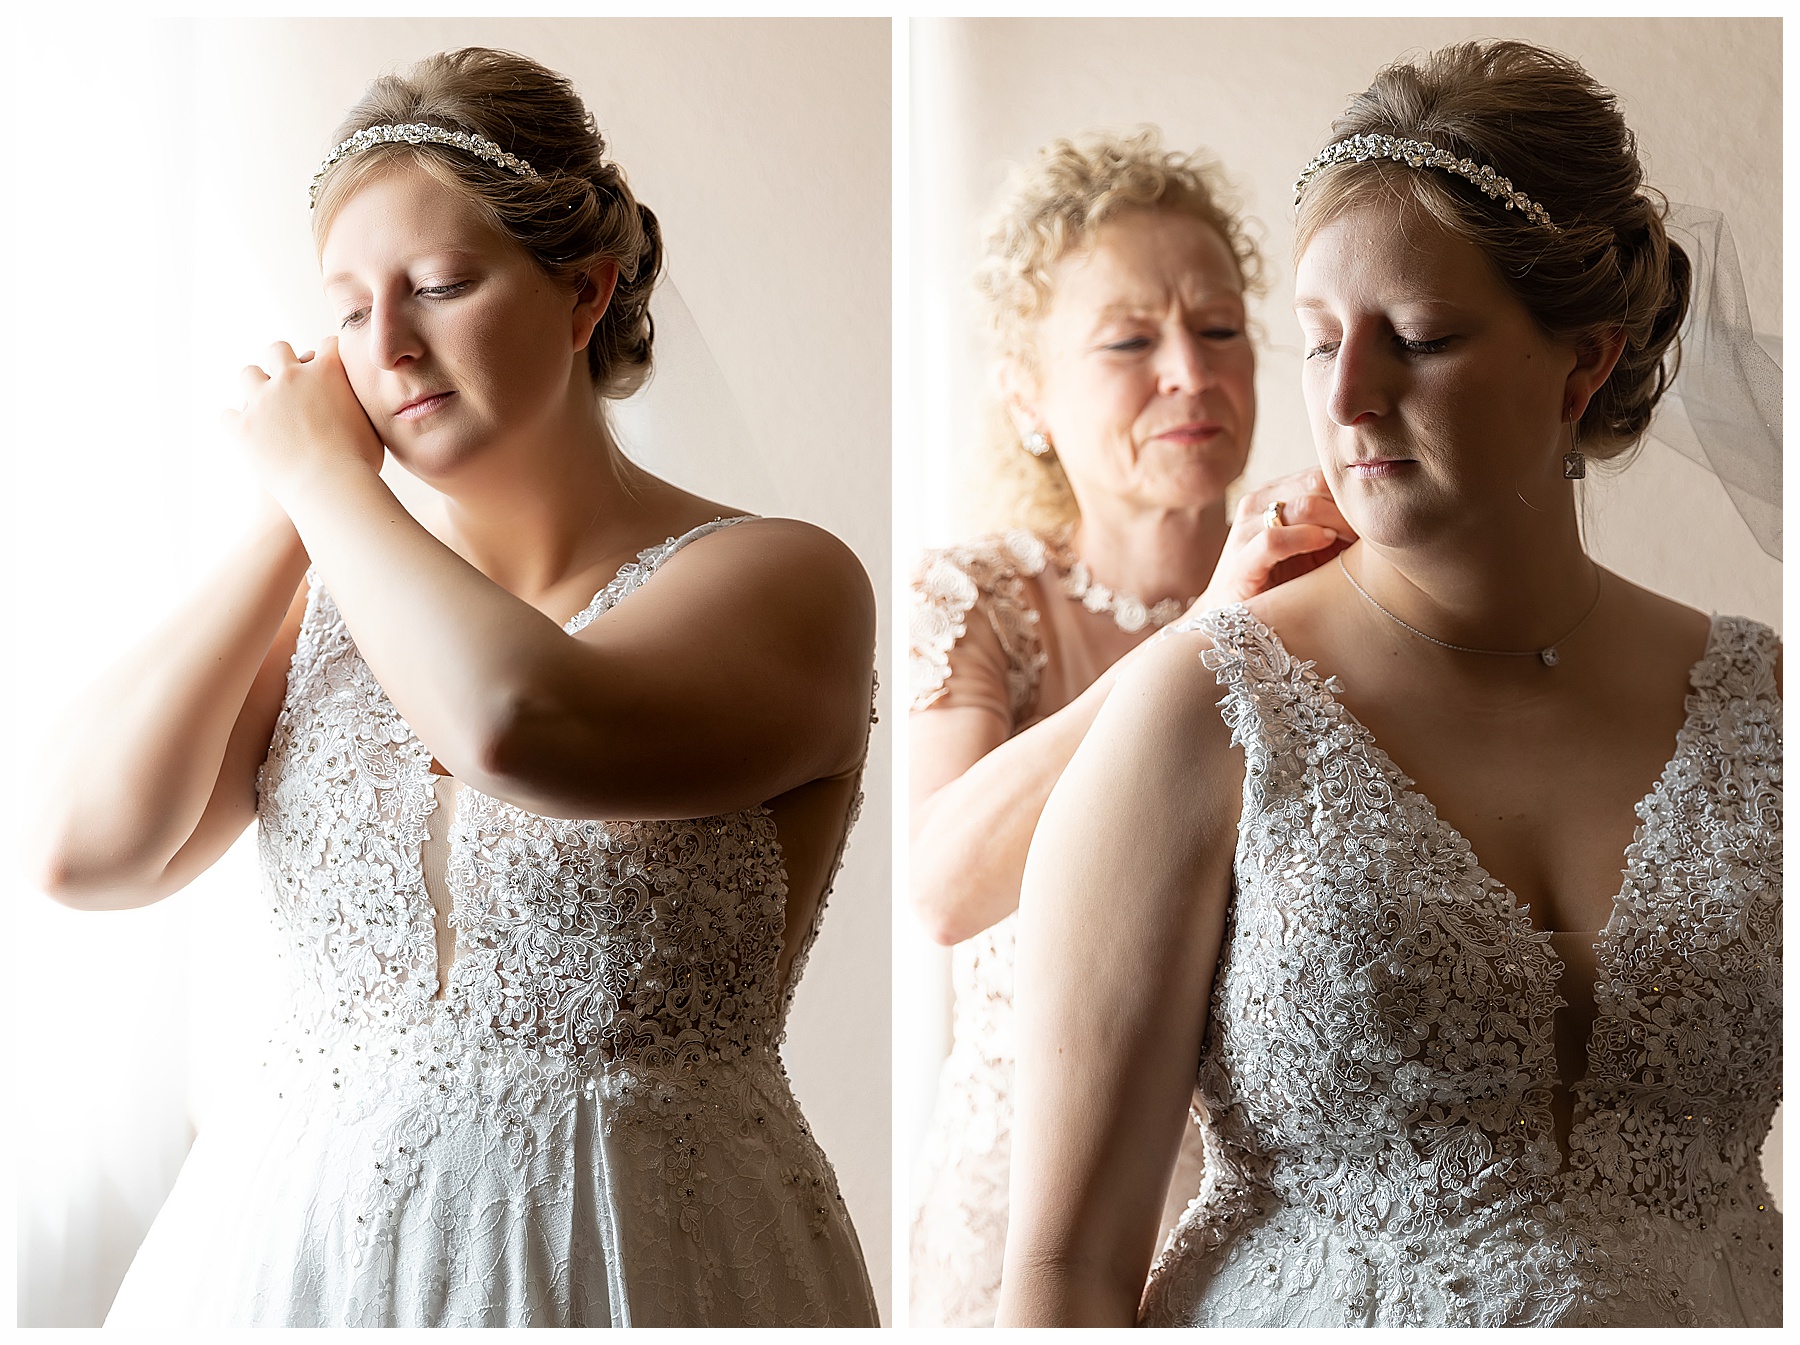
[105,518,878,1328]
[1141,605,1781,1327]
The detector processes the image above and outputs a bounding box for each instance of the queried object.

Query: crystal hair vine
[309,123,539,207]
[1293,133,1559,233]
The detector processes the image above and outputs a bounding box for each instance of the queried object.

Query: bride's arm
[996,631,1242,1325]
[238,343,873,821]
[28,508,310,909]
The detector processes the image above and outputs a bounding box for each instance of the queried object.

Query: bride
[998,40,1780,1327]
[29,47,878,1327]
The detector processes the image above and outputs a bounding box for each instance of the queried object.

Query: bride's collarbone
[1281,625,1706,937]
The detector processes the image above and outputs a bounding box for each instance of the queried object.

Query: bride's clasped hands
[226,338,385,506]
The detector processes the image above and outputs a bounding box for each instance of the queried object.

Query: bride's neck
[1068,495,1230,606]
[419,401,656,601]
[1350,508,1598,653]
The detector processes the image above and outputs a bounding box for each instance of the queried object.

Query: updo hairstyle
[972,129,1264,533]
[312,47,662,401]
[1295,40,1689,462]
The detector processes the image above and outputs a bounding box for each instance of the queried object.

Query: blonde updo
[312,48,662,401]
[972,129,1264,533]
[1295,40,1690,462]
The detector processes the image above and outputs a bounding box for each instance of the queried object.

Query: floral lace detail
[230,516,876,1325]
[909,531,1049,716]
[1138,606,1781,1327]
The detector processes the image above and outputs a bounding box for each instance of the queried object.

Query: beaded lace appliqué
[252,517,861,1302]
[1139,605,1781,1328]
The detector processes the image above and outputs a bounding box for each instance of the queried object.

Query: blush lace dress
[1140,605,1781,1327]
[908,531,1207,1326]
[104,518,878,1328]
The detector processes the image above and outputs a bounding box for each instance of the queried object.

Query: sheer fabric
[908,531,1205,1326]
[105,518,877,1327]
[1141,605,1781,1327]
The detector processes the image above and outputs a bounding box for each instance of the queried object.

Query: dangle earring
[1023,430,1053,459]
[1562,414,1587,480]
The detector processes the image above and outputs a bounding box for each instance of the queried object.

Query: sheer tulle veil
[1649,204,1781,559]
[609,276,789,517]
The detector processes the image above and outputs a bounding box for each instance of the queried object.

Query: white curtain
[7,18,294,1326]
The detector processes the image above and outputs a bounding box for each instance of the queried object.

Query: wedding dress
[1141,605,1781,1327]
[908,530,1207,1327]
[105,518,878,1328]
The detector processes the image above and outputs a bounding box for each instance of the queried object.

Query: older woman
[30,48,877,1327]
[908,131,1351,1326]
[999,42,1780,1327]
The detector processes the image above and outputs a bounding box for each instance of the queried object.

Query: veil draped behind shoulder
[609,277,788,517]
[1651,205,1781,559]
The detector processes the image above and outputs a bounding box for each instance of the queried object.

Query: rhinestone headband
[309,122,539,207]
[1293,133,1559,233]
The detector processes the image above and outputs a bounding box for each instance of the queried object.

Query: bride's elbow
[24,833,164,911]
[997,1246,1144,1327]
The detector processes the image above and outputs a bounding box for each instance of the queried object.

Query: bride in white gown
[998,40,1780,1327]
[29,48,878,1327]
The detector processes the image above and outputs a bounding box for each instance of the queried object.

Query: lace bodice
[1141,605,1782,1327]
[258,517,814,1064]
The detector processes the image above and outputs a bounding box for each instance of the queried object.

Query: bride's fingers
[238,364,270,398]
[265,341,300,368]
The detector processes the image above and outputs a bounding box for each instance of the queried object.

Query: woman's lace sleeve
[909,533,1049,725]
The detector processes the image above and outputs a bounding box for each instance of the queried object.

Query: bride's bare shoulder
[1240,555,1343,645]
[1094,625,1244,776]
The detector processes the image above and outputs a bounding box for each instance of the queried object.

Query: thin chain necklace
[1041,529,1196,635]
[1337,554,1602,668]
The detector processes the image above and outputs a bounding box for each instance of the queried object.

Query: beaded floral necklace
[1041,529,1198,635]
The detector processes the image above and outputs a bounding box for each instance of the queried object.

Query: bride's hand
[1191,468,1354,614]
[224,338,384,502]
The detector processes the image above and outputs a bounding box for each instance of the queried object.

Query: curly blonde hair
[313,48,662,402]
[969,129,1264,534]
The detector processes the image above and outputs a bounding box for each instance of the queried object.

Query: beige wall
[10,16,890,1323]
[902,15,1780,1207]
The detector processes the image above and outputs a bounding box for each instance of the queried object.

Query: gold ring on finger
[1263,500,1286,529]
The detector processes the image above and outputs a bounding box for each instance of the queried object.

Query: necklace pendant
[1539,646,1559,667]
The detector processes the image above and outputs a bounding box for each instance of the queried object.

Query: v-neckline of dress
[1232,605,1722,1135]
[405,514,757,1007]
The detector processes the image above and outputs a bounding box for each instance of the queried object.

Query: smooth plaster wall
[9,16,891,1324]
[901,15,1781,1226]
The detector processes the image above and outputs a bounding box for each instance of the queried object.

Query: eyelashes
[338,280,472,329]
[1304,334,1452,361]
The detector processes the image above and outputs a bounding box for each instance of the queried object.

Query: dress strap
[1690,614,1781,705]
[564,514,757,635]
[1186,604,1346,808]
